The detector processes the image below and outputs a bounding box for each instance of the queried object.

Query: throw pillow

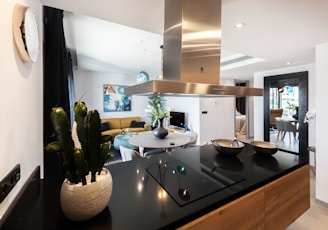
[101,122,111,132]
[130,120,145,128]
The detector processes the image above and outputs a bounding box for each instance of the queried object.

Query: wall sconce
[278,86,284,93]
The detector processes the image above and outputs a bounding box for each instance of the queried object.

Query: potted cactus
[46,101,113,221]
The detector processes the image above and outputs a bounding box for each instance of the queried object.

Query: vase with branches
[146,95,169,128]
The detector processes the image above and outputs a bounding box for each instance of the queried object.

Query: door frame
[264,71,308,157]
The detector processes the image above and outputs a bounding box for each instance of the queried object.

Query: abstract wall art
[103,84,131,112]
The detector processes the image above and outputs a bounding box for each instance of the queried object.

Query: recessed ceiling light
[234,22,246,28]
[286,62,291,65]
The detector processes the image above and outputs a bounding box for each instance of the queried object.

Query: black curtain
[43,6,73,182]
[67,51,76,125]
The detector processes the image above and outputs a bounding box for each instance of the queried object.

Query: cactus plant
[45,101,112,185]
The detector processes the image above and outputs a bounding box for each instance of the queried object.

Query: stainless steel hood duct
[125,0,263,97]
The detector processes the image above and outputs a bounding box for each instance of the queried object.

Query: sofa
[101,116,150,138]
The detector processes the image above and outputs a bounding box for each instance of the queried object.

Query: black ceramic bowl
[211,139,245,156]
[250,141,279,155]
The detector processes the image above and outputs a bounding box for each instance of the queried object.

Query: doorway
[235,80,249,139]
[264,71,308,157]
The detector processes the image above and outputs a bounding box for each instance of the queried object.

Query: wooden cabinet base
[178,187,265,230]
[179,164,310,230]
[264,165,310,229]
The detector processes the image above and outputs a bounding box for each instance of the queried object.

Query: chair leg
[282,131,286,139]
[277,131,280,141]
[139,147,145,157]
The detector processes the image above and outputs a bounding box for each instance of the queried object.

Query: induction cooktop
[145,154,245,207]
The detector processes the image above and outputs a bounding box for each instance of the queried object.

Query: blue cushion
[101,122,111,131]
[130,120,145,128]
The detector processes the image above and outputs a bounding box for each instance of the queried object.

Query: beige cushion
[121,117,140,128]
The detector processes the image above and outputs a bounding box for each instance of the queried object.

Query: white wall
[199,97,235,144]
[0,0,43,221]
[315,42,328,204]
[74,69,150,121]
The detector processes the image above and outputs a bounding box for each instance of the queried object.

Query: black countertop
[2,144,308,230]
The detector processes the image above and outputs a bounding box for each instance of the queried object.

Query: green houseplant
[146,95,167,128]
[145,95,173,139]
[46,101,113,221]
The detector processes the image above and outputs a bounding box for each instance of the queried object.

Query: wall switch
[0,164,21,203]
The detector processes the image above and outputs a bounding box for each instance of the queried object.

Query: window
[270,85,299,118]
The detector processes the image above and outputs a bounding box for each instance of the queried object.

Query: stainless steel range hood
[125,0,263,97]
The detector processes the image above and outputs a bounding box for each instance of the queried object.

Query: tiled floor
[287,170,328,230]
[269,129,299,153]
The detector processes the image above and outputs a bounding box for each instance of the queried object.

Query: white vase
[60,168,113,221]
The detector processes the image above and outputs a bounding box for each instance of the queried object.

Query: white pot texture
[60,168,113,221]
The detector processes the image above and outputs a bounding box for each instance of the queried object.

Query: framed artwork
[103,84,131,112]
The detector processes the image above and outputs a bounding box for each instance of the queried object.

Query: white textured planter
[60,168,113,221]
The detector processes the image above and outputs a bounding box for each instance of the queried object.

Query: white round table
[129,131,191,152]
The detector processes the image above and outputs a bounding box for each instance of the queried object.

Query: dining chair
[137,146,166,157]
[270,109,284,129]
[281,120,298,143]
[182,131,198,148]
[143,148,166,157]
[275,118,284,141]
[119,146,141,162]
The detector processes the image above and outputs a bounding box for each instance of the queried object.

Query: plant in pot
[145,95,172,139]
[146,95,166,129]
[45,101,113,221]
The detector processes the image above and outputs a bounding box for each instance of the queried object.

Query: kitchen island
[2,144,309,229]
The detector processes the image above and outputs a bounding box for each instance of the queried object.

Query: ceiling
[41,0,328,81]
